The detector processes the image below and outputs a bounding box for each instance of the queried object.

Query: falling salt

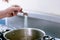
[24,15,28,40]
[24,14,31,40]
[24,15,28,28]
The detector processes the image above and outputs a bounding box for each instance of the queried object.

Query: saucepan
[3,28,55,40]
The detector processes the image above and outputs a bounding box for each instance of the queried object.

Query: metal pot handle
[50,38,55,40]
[0,38,2,40]
[43,36,55,40]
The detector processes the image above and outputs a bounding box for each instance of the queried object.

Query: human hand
[4,5,22,17]
[2,0,9,3]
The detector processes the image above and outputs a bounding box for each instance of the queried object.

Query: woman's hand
[0,5,22,18]
[2,0,9,3]
[4,5,22,17]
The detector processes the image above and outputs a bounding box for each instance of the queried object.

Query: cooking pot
[3,28,55,40]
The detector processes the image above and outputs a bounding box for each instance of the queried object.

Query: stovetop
[0,25,59,40]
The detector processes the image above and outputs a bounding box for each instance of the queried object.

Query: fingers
[12,5,22,12]
[8,12,17,17]
[13,11,18,16]
[2,0,9,3]
[12,7,22,13]
[12,5,20,7]
[9,6,22,17]
[5,5,23,17]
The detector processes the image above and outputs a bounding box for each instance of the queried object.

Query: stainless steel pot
[3,28,54,40]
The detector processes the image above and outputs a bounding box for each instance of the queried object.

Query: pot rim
[3,28,46,40]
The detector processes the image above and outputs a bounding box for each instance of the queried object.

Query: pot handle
[0,38,2,40]
[0,32,6,40]
[43,36,55,40]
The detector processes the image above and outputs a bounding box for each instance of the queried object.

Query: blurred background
[0,0,60,39]
[0,0,60,15]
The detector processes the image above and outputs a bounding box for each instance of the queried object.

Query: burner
[0,32,6,40]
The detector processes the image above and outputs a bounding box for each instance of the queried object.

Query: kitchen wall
[0,0,60,15]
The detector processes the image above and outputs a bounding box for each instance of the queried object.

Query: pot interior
[5,28,45,40]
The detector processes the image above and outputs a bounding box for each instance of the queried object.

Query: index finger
[12,5,20,7]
